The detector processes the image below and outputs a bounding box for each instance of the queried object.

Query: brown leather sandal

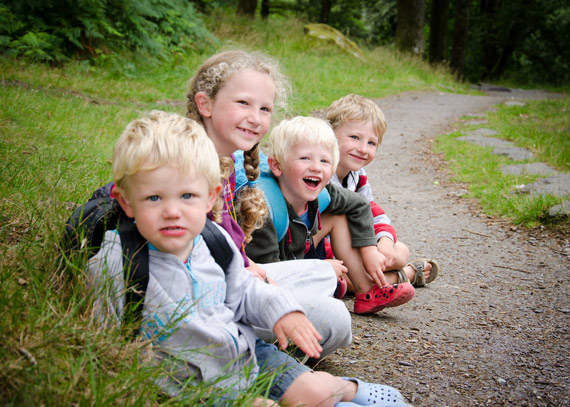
[407,258,439,287]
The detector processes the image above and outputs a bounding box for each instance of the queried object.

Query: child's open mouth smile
[303,176,321,189]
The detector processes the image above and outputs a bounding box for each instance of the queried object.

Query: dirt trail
[317,90,570,407]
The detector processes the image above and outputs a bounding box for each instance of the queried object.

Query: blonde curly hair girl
[186,49,290,241]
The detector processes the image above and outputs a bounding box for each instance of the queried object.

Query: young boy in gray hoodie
[88,110,411,406]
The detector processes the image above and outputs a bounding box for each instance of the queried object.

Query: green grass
[0,10,567,406]
[434,96,570,228]
[487,98,570,171]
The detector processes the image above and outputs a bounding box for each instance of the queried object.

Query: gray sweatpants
[253,259,352,358]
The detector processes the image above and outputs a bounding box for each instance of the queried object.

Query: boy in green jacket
[245,116,415,315]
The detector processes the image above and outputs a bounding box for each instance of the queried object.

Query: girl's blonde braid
[236,144,269,242]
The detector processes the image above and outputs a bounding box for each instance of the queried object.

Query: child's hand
[360,246,388,288]
[325,259,348,279]
[246,260,277,285]
[377,237,397,266]
[273,312,323,359]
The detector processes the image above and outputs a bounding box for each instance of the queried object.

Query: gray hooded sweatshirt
[88,224,303,395]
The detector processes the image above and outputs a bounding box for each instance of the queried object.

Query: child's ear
[113,187,135,218]
[206,183,222,212]
[267,157,283,177]
[195,92,213,118]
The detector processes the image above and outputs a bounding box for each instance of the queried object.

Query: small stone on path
[457,134,511,147]
[464,119,488,125]
[500,163,558,176]
[518,174,570,196]
[493,146,534,161]
[548,201,570,217]
[465,128,500,137]
[504,100,526,106]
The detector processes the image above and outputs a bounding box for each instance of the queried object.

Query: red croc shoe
[354,282,415,315]
[334,277,348,299]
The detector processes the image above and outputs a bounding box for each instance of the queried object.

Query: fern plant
[0,0,217,63]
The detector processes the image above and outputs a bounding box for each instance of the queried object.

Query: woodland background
[1,0,568,86]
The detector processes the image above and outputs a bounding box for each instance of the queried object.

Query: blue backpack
[234,150,331,242]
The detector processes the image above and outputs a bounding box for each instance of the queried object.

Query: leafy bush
[462,0,570,86]
[6,31,66,62]
[511,5,570,85]
[363,0,397,45]
[0,0,218,63]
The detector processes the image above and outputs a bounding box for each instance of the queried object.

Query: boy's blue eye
[350,135,359,140]
[181,193,193,199]
[261,106,272,113]
[148,195,160,202]
[368,141,377,147]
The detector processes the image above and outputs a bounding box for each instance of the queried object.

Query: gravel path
[315,90,570,407]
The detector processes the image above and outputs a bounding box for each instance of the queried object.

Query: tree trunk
[428,0,449,63]
[320,0,334,24]
[450,0,470,78]
[396,0,426,55]
[237,0,257,17]
[261,0,270,19]
[480,0,499,79]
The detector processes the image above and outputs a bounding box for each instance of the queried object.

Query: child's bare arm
[273,311,323,359]
[360,246,388,287]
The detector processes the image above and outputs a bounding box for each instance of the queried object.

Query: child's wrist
[359,245,376,256]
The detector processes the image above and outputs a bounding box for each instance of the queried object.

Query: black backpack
[63,182,233,322]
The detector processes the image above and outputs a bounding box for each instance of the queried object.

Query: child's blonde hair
[186,49,290,122]
[112,110,222,220]
[325,94,387,147]
[268,116,340,173]
[186,49,290,241]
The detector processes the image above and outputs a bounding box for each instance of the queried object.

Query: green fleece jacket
[245,182,377,264]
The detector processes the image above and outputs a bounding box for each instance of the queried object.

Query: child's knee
[396,241,410,259]
[327,299,352,343]
[315,299,352,356]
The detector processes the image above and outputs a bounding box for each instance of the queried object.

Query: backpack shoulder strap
[258,171,289,242]
[317,186,331,212]
[234,150,248,193]
[117,218,149,321]
[201,218,233,272]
